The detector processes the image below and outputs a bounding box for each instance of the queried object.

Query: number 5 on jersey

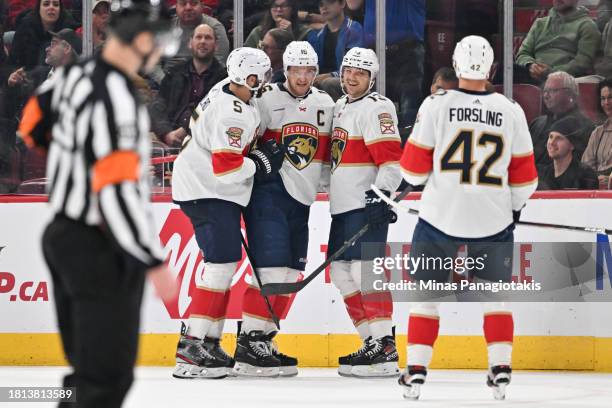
[440,130,504,186]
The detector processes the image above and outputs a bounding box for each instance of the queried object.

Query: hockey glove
[365,189,397,230]
[247,139,285,182]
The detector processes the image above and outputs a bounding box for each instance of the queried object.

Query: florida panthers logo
[331,127,348,173]
[282,123,319,170]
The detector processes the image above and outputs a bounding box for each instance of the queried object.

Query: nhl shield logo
[282,123,319,170]
[331,127,348,173]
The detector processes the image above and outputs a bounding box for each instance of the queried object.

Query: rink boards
[1,192,612,370]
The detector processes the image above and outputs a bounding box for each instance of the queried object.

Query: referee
[18,1,178,406]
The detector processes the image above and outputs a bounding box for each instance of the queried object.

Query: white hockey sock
[241,314,269,333]
[369,319,393,339]
[355,321,371,339]
[488,344,513,367]
[407,303,440,368]
[206,319,226,339]
[185,317,209,340]
[407,344,434,368]
[186,262,236,339]
[483,302,513,367]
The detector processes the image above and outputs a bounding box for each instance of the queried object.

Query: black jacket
[7,10,78,70]
[538,158,599,190]
[529,108,594,167]
[150,57,227,142]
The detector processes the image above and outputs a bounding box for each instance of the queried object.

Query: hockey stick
[370,185,612,235]
[240,235,281,330]
[260,184,414,296]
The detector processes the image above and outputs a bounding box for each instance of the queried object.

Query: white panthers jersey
[401,88,538,238]
[257,83,335,206]
[329,92,403,215]
[172,79,260,207]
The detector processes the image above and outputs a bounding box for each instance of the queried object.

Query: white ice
[1,367,612,407]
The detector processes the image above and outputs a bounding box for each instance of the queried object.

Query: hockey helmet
[283,41,319,77]
[226,47,272,91]
[452,35,494,80]
[340,47,379,91]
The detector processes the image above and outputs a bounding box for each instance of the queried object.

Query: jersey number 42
[440,130,503,186]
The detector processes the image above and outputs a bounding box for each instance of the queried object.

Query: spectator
[150,24,227,147]
[530,71,594,167]
[244,0,310,48]
[515,0,601,84]
[430,67,458,94]
[348,0,425,128]
[3,1,76,177]
[538,116,599,190]
[259,27,294,83]
[582,78,612,188]
[7,0,78,71]
[171,0,229,68]
[76,0,110,52]
[307,0,362,101]
[596,0,612,77]
[44,28,81,80]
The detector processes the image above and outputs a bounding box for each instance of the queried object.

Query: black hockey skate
[266,331,298,377]
[173,324,228,379]
[351,335,400,378]
[487,365,512,400]
[232,330,280,377]
[399,365,427,400]
[337,336,372,377]
[203,337,235,368]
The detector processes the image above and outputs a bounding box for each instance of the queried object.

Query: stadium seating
[494,84,543,124]
[578,82,603,123]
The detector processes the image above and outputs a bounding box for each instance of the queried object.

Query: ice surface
[1,367,611,407]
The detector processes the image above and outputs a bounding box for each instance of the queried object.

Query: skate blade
[338,364,353,377]
[492,383,507,400]
[279,366,298,377]
[351,362,400,378]
[172,363,228,379]
[232,362,280,377]
[402,383,421,400]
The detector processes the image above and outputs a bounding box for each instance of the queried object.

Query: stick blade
[261,281,303,296]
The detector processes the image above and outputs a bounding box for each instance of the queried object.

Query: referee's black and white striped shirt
[20,56,163,268]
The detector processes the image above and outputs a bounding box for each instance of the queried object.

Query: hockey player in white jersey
[235,41,335,377]
[398,36,538,400]
[171,47,284,379]
[328,47,403,377]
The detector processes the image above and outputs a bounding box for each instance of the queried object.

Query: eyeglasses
[543,87,569,95]
[271,3,290,10]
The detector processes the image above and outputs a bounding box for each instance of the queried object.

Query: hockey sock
[186,262,236,339]
[483,303,513,367]
[264,268,301,334]
[407,303,440,368]
[242,267,287,333]
[352,261,393,338]
[331,261,371,339]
